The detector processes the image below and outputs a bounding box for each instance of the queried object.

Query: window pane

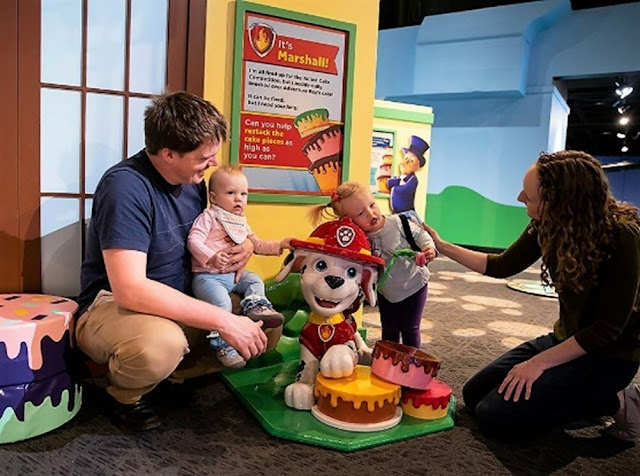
[41,88,81,193]
[41,0,83,86]
[85,198,93,221]
[87,0,126,90]
[84,198,93,243]
[128,97,152,156]
[86,93,124,194]
[40,197,81,296]
[130,0,168,94]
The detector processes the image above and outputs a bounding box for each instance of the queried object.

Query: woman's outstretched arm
[423,223,488,273]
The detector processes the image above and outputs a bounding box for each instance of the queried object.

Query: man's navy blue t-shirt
[77,150,207,315]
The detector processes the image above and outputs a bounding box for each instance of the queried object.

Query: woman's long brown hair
[535,150,639,292]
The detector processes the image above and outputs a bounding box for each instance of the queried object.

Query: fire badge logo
[248,23,276,58]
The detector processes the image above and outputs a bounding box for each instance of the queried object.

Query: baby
[188,165,293,368]
[309,181,436,348]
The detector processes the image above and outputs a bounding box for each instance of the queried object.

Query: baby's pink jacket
[187,208,281,273]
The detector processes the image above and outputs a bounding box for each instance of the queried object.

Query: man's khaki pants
[76,291,282,404]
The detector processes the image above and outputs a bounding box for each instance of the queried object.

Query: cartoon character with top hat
[276,217,384,411]
[387,135,430,224]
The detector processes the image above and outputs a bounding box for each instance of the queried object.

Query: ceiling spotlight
[615,83,633,99]
[621,145,629,153]
[617,105,630,114]
[617,132,626,139]
[620,117,630,126]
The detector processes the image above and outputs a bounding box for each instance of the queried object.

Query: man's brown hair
[144,91,228,154]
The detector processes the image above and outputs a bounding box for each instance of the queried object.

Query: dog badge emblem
[318,323,335,343]
[336,226,355,248]
[248,23,276,58]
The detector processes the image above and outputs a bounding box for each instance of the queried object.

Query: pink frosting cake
[371,340,441,390]
[0,294,81,444]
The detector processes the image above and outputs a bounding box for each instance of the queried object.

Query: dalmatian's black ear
[282,250,295,267]
[276,250,308,282]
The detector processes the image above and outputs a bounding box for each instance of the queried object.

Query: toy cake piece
[0,294,82,444]
[293,108,330,139]
[371,340,441,390]
[312,365,402,432]
[401,379,452,420]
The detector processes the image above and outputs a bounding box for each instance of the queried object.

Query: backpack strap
[398,213,421,252]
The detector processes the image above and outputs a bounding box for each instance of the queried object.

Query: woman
[425,150,640,440]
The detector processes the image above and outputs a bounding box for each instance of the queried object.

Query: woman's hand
[423,223,444,249]
[498,358,544,402]
[498,337,586,402]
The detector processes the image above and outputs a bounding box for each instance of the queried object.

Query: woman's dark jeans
[462,333,639,439]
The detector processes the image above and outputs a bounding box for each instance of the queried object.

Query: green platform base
[221,360,456,452]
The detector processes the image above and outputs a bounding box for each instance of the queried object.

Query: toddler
[309,181,436,347]
[188,165,293,368]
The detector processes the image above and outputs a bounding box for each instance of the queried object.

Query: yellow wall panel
[204,0,380,280]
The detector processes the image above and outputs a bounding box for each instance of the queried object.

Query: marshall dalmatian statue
[276,217,384,410]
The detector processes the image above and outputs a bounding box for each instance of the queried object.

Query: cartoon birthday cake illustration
[293,108,343,193]
[376,152,393,194]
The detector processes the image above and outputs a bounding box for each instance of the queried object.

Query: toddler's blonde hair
[307,181,372,225]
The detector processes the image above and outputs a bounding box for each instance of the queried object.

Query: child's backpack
[398,213,421,252]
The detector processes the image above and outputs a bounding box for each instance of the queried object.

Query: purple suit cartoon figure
[387,135,429,224]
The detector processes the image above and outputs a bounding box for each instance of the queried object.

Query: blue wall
[377,0,640,247]
[599,156,640,208]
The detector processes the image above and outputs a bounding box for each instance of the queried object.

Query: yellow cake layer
[401,399,449,420]
[314,365,401,412]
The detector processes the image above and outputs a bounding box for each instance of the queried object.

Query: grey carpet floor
[2,257,638,475]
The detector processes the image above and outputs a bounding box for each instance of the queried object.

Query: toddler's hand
[416,246,436,266]
[210,251,229,268]
[423,246,436,262]
[280,237,295,253]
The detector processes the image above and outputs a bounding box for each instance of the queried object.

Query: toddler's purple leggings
[377,285,428,348]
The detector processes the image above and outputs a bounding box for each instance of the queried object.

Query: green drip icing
[0,385,83,444]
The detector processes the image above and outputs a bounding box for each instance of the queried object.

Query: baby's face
[400,152,421,174]
[210,172,249,215]
[340,191,384,233]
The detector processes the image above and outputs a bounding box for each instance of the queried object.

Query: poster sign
[371,130,395,195]
[232,2,355,203]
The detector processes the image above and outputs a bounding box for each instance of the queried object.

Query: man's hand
[218,313,267,360]
[218,239,254,277]
[498,358,544,402]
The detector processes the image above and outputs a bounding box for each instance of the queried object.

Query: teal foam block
[221,360,456,452]
[507,279,558,298]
